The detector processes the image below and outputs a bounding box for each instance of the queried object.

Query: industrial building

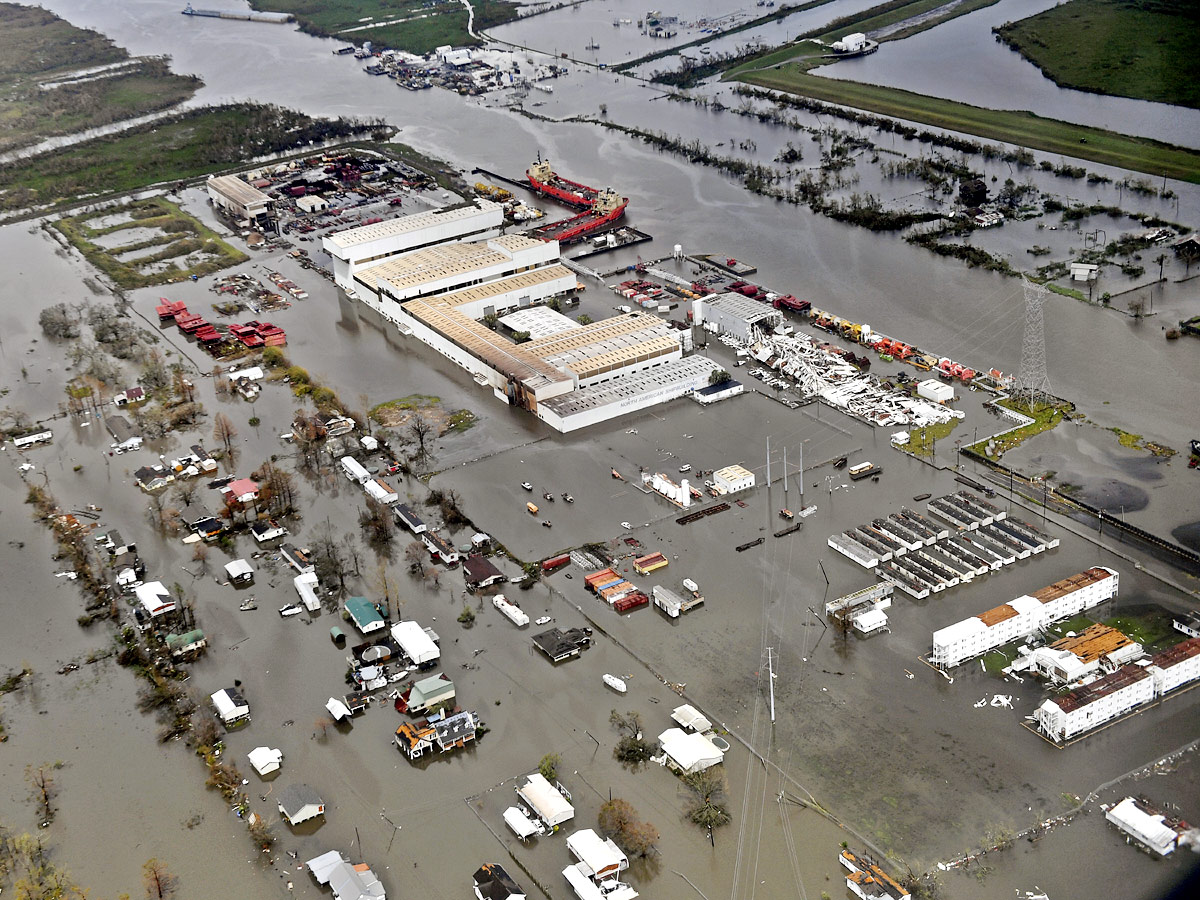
[931,567,1119,669]
[323,198,503,289]
[206,175,276,230]
[1034,637,1200,742]
[712,464,756,494]
[328,212,723,432]
[692,292,781,343]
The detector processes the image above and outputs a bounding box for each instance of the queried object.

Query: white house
[135,581,175,618]
[224,559,254,585]
[305,850,386,900]
[515,773,574,828]
[211,687,250,726]
[248,746,283,776]
[277,783,325,825]
[658,728,724,774]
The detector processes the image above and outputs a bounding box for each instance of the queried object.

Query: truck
[772,294,811,314]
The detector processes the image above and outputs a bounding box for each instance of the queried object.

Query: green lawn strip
[819,0,999,42]
[1102,613,1183,652]
[54,197,247,289]
[994,0,1200,110]
[900,417,961,457]
[248,0,518,53]
[733,67,1200,183]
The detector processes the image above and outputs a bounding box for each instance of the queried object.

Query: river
[3,1,1199,897]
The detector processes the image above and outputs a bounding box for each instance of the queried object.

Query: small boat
[543,491,555,502]
[521,482,533,491]
[833,456,848,469]
[611,468,623,480]
[542,520,553,528]
[239,597,258,611]
[527,502,539,515]
[535,616,552,626]
[679,464,691,472]
[278,603,303,617]
[779,509,794,520]
[913,493,931,502]
[562,493,574,503]
[603,674,627,693]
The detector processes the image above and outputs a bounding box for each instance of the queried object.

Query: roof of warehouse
[402,299,570,391]
[326,198,499,250]
[207,175,272,207]
[540,356,720,416]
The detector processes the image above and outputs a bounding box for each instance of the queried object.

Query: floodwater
[811,0,1200,148]
[1,1,1199,897]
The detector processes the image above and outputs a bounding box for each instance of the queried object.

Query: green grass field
[0,104,368,212]
[732,65,1200,182]
[994,0,1199,109]
[249,0,518,54]
[0,4,199,154]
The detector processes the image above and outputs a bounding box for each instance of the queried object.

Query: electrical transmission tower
[1014,276,1053,409]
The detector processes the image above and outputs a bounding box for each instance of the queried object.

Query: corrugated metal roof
[207,175,271,209]
[1051,664,1150,713]
[326,199,500,250]
[1032,567,1112,603]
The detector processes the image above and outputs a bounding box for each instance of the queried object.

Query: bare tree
[372,560,400,622]
[407,413,435,464]
[173,480,199,508]
[142,857,178,899]
[405,540,427,573]
[26,763,56,823]
[359,497,395,552]
[212,413,237,455]
[191,542,210,577]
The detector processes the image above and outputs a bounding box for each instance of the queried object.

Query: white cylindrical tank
[680,478,691,508]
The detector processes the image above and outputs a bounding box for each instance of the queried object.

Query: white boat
[278,603,303,617]
[521,481,533,491]
[603,674,627,693]
[239,597,258,611]
[534,616,552,626]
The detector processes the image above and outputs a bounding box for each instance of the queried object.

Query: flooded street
[1,1,1198,898]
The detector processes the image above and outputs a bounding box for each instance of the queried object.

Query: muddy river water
[1,1,1198,898]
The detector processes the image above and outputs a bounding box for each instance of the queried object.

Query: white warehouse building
[931,567,1119,669]
[692,292,781,343]
[322,198,503,290]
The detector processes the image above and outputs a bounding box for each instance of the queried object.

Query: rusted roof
[1032,567,1112,604]
[977,603,1019,627]
[1150,636,1200,670]
[1051,665,1150,713]
[1051,623,1136,663]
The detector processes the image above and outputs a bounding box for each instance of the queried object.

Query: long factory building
[324,208,719,431]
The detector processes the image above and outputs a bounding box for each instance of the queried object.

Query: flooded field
[1,2,1198,898]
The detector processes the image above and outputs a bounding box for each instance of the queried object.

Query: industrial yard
[1,3,1198,900]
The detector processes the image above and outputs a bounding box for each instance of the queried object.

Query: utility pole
[765,647,776,724]
[798,443,803,502]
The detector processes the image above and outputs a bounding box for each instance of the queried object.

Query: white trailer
[493,594,530,627]
[364,477,399,505]
[340,455,370,485]
[391,620,440,666]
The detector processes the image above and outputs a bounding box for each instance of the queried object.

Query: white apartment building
[1034,665,1155,742]
[931,567,1118,668]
